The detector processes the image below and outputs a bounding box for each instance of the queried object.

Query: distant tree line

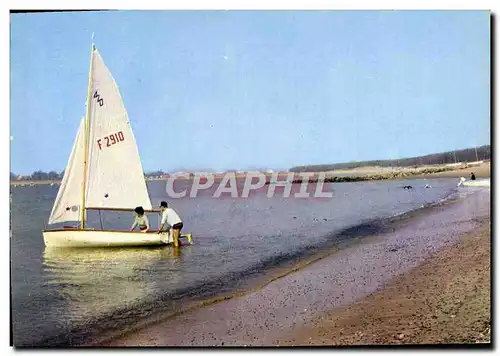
[10,169,184,181]
[144,170,166,177]
[10,170,65,181]
[144,171,196,178]
[289,145,491,173]
[11,170,167,181]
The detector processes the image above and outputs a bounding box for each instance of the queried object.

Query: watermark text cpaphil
[164,172,333,199]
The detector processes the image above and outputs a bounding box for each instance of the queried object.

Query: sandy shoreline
[277,219,491,345]
[96,188,490,347]
[310,161,490,183]
[406,161,490,180]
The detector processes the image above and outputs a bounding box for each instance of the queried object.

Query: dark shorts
[172,222,183,231]
[139,225,148,231]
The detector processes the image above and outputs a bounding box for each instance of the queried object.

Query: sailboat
[43,42,184,247]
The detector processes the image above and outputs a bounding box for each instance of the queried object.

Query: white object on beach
[457,176,490,187]
[43,42,175,248]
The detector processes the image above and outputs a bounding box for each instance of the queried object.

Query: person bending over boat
[158,201,183,247]
[130,206,150,233]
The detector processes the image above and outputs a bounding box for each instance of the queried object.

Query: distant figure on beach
[158,201,184,247]
[470,172,476,180]
[130,206,150,233]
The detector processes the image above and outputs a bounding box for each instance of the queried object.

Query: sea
[10,177,483,346]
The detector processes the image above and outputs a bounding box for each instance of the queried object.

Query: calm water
[11,178,464,346]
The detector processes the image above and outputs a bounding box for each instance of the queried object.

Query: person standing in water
[130,206,150,232]
[470,172,476,180]
[158,201,183,247]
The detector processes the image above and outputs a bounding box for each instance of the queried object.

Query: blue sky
[10,10,490,174]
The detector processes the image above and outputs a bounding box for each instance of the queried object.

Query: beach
[95,185,491,347]
[12,174,477,347]
[277,219,491,345]
[10,163,490,347]
[409,161,490,179]
[315,161,490,183]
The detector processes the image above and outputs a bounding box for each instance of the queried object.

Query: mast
[80,38,95,228]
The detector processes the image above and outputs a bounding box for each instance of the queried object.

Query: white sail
[48,118,85,224]
[85,48,152,210]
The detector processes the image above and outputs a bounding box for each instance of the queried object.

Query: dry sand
[325,161,490,180]
[409,161,490,179]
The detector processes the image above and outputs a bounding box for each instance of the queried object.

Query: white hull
[458,177,490,187]
[43,229,170,248]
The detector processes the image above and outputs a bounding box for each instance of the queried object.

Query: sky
[10,10,490,175]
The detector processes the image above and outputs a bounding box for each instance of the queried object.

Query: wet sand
[96,189,490,347]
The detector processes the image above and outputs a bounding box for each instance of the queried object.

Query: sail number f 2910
[97,131,125,150]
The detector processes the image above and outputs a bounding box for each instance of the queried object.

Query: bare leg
[173,228,180,248]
